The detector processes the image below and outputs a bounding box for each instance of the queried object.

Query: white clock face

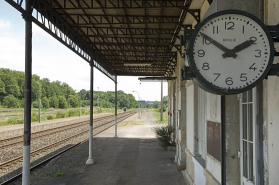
[192,13,272,90]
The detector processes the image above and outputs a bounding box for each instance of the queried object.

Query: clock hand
[222,40,255,58]
[200,32,237,58]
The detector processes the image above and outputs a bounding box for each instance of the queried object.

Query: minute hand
[222,40,255,58]
[200,32,237,58]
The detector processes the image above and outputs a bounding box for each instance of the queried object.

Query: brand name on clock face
[223,38,236,42]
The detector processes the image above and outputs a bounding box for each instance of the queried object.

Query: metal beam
[53,0,185,9]
[83,27,176,35]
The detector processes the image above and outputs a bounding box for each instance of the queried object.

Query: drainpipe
[221,95,226,185]
[258,1,264,184]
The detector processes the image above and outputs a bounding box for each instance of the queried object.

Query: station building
[169,0,279,184]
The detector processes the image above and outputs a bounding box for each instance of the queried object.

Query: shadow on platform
[33,136,186,185]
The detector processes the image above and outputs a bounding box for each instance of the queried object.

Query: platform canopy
[6,0,209,82]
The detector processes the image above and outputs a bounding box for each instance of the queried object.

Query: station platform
[29,112,186,185]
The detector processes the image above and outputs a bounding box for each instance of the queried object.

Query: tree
[58,96,67,108]
[49,96,59,108]
[153,101,160,108]
[42,97,50,109]
[32,100,39,108]
[3,94,18,108]
[69,96,78,108]
[0,79,5,94]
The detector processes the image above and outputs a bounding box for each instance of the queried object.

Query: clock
[188,10,274,94]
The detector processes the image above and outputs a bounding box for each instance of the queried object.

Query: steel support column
[22,0,32,184]
[161,81,163,122]
[38,84,41,123]
[114,75,117,137]
[86,62,94,164]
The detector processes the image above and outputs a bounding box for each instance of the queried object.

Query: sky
[0,1,168,101]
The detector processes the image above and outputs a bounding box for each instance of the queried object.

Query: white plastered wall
[264,1,279,184]
[186,82,195,155]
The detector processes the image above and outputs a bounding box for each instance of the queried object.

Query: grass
[0,107,133,126]
[148,109,168,124]
[118,120,142,127]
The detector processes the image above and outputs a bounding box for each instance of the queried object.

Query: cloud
[0,20,11,29]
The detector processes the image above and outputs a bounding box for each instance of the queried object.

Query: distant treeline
[0,68,167,110]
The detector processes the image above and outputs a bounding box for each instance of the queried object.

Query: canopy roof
[6,0,208,81]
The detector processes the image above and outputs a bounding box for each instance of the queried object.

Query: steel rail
[0,112,129,144]
[0,110,136,169]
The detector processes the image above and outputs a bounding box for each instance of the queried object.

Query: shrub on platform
[153,125,175,150]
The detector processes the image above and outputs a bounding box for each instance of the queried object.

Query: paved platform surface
[32,112,186,185]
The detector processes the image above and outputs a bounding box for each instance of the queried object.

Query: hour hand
[200,32,237,58]
[222,40,255,58]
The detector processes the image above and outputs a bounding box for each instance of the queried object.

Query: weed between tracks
[55,172,64,177]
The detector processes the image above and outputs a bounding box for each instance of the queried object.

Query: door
[240,88,257,185]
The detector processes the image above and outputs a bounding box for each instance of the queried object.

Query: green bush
[19,99,25,108]
[58,96,67,109]
[7,117,24,125]
[47,115,54,120]
[153,125,175,150]
[49,96,59,108]
[42,97,50,109]
[67,110,79,117]
[31,112,39,122]
[3,94,18,108]
[56,111,65,118]
[157,105,166,112]
[32,100,39,108]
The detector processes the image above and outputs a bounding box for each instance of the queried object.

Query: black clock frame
[188,10,275,95]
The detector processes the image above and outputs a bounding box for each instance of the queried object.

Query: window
[241,89,256,184]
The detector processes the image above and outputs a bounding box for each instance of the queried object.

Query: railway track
[0,113,111,147]
[0,110,137,184]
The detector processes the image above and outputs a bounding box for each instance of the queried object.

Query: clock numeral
[243,25,245,34]
[198,49,205,57]
[225,77,233,85]
[213,73,220,81]
[202,62,210,70]
[203,38,211,45]
[213,26,219,34]
[240,73,247,82]
[254,49,261,57]
[225,21,235,30]
[250,37,257,44]
[249,63,257,71]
